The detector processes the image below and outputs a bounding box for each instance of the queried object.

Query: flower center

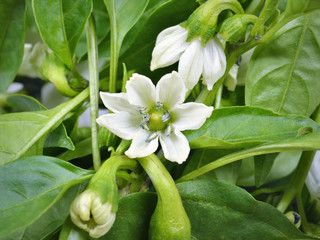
[139,102,173,142]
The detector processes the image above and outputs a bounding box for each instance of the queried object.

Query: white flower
[306,151,320,202]
[96,71,213,164]
[150,25,226,91]
[70,189,116,238]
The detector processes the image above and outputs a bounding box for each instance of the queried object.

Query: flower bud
[68,77,88,91]
[182,0,244,45]
[40,53,79,97]
[284,211,301,228]
[219,14,258,44]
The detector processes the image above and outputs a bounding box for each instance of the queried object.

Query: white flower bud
[70,189,116,238]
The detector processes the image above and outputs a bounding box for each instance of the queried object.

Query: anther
[145,132,159,142]
[155,101,164,111]
[140,121,150,131]
[165,123,173,137]
[161,110,171,122]
[138,107,147,115]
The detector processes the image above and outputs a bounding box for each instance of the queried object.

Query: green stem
[176,134,320,183]
[296,193,312,234]
[276,151,315,213]
[214,85,223,109]
[86,15,101,171]
[105,0,118,93]
[251,185,287,197]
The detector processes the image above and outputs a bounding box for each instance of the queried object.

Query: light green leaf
[103,0,149,56]
[0,89,89,166]
[58,137,92,161]
[245,10,320,116]
[2,184,85,240]
[185,106,320,149]
[0,0,25,93]
[178,180,316,239]
[0,156,94,238]
[32,0,92,69]
[254,153,277,187]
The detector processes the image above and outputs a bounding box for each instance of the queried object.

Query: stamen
[155,101,164,111]
[140,121,150,131]
[161,110,171,122]
[138,107,147,115]
[142,113,150,121]
[165,123,173,137]
[145,132,159,142]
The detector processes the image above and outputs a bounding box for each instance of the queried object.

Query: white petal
[100,92,136,114]
[96,112,140,140]
[178,39,204,90]
[171,102,213,131]
[224,64,239,91]
[125,129,159,158]
[202,37,226,90]
[156,71,186,108]
[126,74,156,107]
[150,25,189,71]
[159,130,190,164]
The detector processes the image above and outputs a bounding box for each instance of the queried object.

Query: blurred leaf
[0,0,25,93]
[6,94,46,111]
[58,138,92,161]
[32,0,92,69]
[0,156,94,238]
[178,180,317,239]
[185,106,320,149]
[246,10,320,116]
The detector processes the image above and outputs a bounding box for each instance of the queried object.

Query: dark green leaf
[0,0,25,93]
[44,124,75,150]
[246,11,320,116]
[178,180,316,239]
[32,0,93,69]
[254,153,277,187]
[0,156,94,238]
[6,94,46,111]
[99,192,157,240]
[2,184,85,240]
[185,106,320,149]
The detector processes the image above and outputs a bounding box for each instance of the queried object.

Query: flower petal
[96,112,140,140]
[126,74,156,107]
[178,39,204,90]
[171,102,213,131]
[100,92,136,114]
[156,71,186,108]
[150,25,189,71]
[202,37,226,90]
[125,129,159,158]
[159,130,189,164]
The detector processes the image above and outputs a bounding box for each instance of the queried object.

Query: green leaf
[0,89,89,166]
[99,192,157,240]
[6,94,46,111]
[44,124,75,150]
[178,180,316,239]
[0,0,26,93]
[0,156,94,238]
[245,10,320,116]
[2,184,85,240]
[103,0,149,56]
[185,106,320,149]
[58,137,92,161]
[32,0,93,69]
[59,217,88,240]
[254,153,277,187]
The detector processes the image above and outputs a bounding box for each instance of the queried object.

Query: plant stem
[86,15,101,171]
[276,151,315,213]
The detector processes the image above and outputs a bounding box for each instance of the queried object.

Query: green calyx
[182,0,244,46]
[219,14,258,43]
